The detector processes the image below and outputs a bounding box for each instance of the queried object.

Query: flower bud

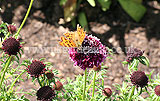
[7,24,17,34]
[102,88,112,98]
[45,71,54,79]
[53,81,63,91]
[155,85,160,96]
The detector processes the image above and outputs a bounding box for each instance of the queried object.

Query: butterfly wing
[59,36,76,47]
[59,25,86,47]
[77,25,86,44]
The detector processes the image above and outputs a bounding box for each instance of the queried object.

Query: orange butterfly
[59,25,86,47]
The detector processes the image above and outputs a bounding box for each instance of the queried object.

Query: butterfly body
[59,25,86,48]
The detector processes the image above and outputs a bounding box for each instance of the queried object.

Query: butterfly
[59,25,86,48]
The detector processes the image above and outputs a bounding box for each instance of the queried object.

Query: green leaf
[122,61,128,65]
[71,18,76,28]
[59,0,67,6]
[78,12,89,32]
[118,0,146,22]
[87,0,96,7]
[138,56,149,67]
[131,0,142,4]
[128,59,139,72]
[98,0,111,11]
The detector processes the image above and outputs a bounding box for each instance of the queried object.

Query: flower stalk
[15,0,34,39]
[37,77,43,87]
[83,68,87,100]
[92,71,97,99]
[7,70,26,93]
[0,56,12,88]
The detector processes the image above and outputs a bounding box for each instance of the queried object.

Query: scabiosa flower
[45,71,54,79]
[155,85,160,96]
[53,81,63,91]
[130,71,148,88]
[7,24,17,34]
[102,88,112,98]
[126,47,144,62]
[2,37,21,56]
[69,35,108,70]
[27,60,46,78]
[37,86,55,101]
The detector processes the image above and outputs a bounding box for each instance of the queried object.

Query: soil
[0,0,160,100]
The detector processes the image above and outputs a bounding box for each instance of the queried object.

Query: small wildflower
[45,71,54,79]
[102,88,112,98]
[37,86,55,101]
[155,85,160,96]
[27,60,46,78]
[53,81,63,91]
[130,71,148,88]
[2,37,21,55]
[7,24,17,34]
[69,35,108,70]
[126,47,144,62]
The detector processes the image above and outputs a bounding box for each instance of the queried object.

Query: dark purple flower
[69,35,108,70]
[2,37,21,56]
[102,88,112,98]
[37,86,55,101]
[126,47,144,62]
[27,60,46,78]
[130,71,148,88]
[155,85,160,96]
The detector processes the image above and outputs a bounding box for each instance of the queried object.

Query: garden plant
[0,0,160,101]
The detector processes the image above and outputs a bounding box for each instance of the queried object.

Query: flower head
[2,37,21,56]
[130,71,148,88]
[37,86,55,101]
[102,88,112,98]
[27,60,46,78]
[155,85,160,96]
[69,35,108,70]
[53,81,63,91]
[126,47,144,62]
[7,24,17,34]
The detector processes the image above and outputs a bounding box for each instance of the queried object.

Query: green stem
[102,78,104,88]
[15,0,34,39]
[92,71,97,99]
[145,87,150,96]
[37,77,42,87]
[86,73,100,93]
[83,68,87,100]
[0,56,12,88]
[3,32,10,41]
[128,86,135,101]
[7,70,26,93]
[86,80,94,93]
